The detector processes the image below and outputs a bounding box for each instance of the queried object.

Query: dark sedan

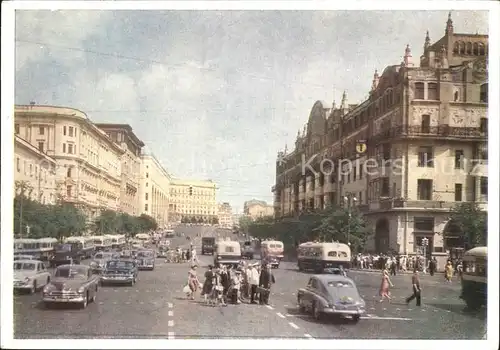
[100,259,138,286]
[136,250,156,270]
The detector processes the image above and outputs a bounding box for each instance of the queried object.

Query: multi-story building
[217,202,233,229]
[243,199,274,220]
[273,14,488,260]
[14,134,57,205]
[169,179,217,223]
[15,104,125,219]
[95,123,144,216]
[139,153,171,227]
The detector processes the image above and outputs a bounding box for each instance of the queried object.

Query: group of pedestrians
[377,268,422,307]
[184,261,276,306]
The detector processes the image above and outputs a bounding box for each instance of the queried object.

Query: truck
[201,237,216,255]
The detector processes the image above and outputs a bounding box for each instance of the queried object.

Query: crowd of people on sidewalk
[184,261,276,307]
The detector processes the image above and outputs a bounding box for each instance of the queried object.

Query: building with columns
[168,179,217,223]
[14,134,58,205]
[273,14,488,259]
[139,153,171,228]
[243,199,275,220]
[14,104,125,219]
[95,123,144,216]
[217,202,234,229]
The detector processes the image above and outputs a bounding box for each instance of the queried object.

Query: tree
[211,216,219,225]
[239,215,253,233]
[94,210,120,234]
[448,202,487,248]
[137,213,158,231]
[181,216,187,224]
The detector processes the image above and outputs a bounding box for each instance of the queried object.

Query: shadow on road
[425,302,487,320]
[284,306,357,325]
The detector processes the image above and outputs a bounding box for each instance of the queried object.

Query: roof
[312,274,354,284]
[464,246,487,258]
[56,264,89,270]
[94,123,145,147]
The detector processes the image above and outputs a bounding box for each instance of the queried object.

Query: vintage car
[264,255,280,269]
[42,264,100,308]
[14,260,52,294]
[297,275,366,322]
[90,251,120,273]
[136,249,156,270]
[101,259,138,286]
[120,250,134,259]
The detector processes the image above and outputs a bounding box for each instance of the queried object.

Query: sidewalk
[349,268,444,275]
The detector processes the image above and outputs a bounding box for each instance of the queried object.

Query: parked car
[136,250,156,270]
[297,275,366,322]
[101,259,138,286]
[42,264,100,308]
[90,252,119,274]
[14,260,51,294]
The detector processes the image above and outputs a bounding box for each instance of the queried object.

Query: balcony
[365,198,487,212]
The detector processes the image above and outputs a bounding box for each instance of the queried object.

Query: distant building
[243,199,274,220]
[217,202,233,229]
[169,179,217,223]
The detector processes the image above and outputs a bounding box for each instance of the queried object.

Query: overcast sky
[15,10,488,213]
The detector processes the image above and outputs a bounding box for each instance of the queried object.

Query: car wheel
[352,315,360,323]
[30,281,37,294]
[312,302,322,321]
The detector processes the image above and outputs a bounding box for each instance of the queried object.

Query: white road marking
[408,309,413,311]
[276,312,285,318]
[288,322,300,329]
[304,334,313,338]
[168,310,174,317]
[113,289,118,292]
[369,307,375,310]
[396,308,401,311]
[112,301,117,305]
[135,289,139,292]
[168,320,174,327]
[125,301,131,305]
[168,303,173,308]
[266,305,274,310]
[140,301,144,305]
[362,316,412,321]
[382,308,387,311]
[291,293,295,295]
[284,304,288,307]
[421,309,426,312]
[167,331,175,339]
[99,302,104,305]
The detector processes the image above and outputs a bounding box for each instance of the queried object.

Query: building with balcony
[217,202,233,229]
[139,153,171,228]
[95,123,145,216]
[15,105,125,219]
[273,14,488,260]
[244,199,275,220]
[14,134,57,205]
[169,179,217,223]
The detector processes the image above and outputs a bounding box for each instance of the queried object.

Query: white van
[214,241,242,267]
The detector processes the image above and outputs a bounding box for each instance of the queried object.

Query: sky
[14,9,488,213]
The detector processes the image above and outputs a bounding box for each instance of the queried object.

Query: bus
[460,246,487,310]
[92,235,113,251]
[64,236,95,259]
[106,234,126,248]
[14,238,58,261]
[297,241,351,273]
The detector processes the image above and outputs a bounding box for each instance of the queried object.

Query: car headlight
[78,287,85,293]
[24,277,31,283]
[43,285,52,293]
[90,262,97,267]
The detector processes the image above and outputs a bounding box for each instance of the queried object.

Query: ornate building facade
[217,202,234,229]
[15,105,125,219]
[168,179,217,223]
[95,123,144,216]
[273,14,488,258]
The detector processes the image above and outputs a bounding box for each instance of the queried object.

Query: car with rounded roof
[14,260,51,294]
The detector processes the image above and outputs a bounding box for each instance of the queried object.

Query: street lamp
[421,237,429,274]
[344,195,357,246]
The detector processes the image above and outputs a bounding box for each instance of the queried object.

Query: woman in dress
[379,269,394,303]
[445,261,454,283]
[187,265,200,300]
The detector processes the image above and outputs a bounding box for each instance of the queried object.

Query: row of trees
[14,181,158,239]
[180,216,219,224]
[239,202,487,253]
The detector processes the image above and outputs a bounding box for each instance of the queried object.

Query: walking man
[248,263,260,304]
[406,269,422,307]
[259,263,275,305]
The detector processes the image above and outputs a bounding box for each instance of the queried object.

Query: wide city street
[14,226,486,340]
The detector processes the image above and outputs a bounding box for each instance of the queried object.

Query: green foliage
[246,206,368,253]
[238,215,253,232]
[448,202,487,248]
[93,211,158,236]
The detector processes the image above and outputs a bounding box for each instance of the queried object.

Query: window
[15,124,20,134]
[16,158,20,172]
[421,115,430,133]
[393,182,397,197]
[39,126,45,135]
[145,193,148,200]
[145,204,149,211]
[480,177,488,196]
[418,146,434,167]
[417,179,433,200]
[414,217,434,231]
[67,167,72,178]
[480,118,487,134]
[480,83,488,103]
[63,126,67,136]
[29,164,33,177]
[66,185,72,197]
[414,82,425,99]
[382,144,391,161]
[69,126,74,137]
[68,144,73,154]
[381,178,390,197]
[353,166,357,180]
[38,142,44,152]
[63,143,66,153]
[455,150,464,169]
[146,173,149,178]
[358,191,363,204]
[146,182,148,187]
[454,90,460,102]
[427,83,438,100]
[455,184,463,201]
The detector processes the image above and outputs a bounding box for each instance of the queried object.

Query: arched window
[466,42,472,55]
[459,42,466,54]
[414,82,425,99]
[453,42,459,54]
[479,43,485,56]
[480,83,488,103]
[473,42,479,55]
[67,167,72,178]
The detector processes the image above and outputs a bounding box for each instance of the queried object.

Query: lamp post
[344,194,357,246]
[421,237,429,274]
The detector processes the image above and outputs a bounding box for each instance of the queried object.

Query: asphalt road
[13,227,486,339]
